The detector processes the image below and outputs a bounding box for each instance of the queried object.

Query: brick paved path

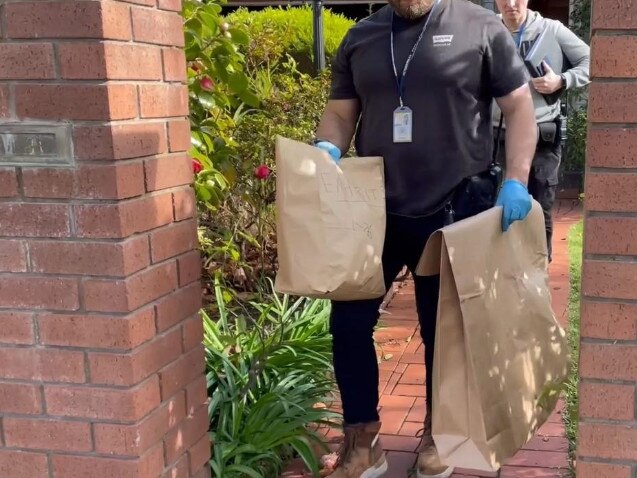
[284,200,582,478]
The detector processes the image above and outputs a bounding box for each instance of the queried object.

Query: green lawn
[563,220,583,466]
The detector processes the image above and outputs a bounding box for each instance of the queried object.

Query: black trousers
[495,127,561,261]
[528,143,560,261]
[329,209,446,425]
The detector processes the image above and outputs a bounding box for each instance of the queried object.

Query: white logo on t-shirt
[433,34,454,46]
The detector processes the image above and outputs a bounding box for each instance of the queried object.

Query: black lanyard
[390,0,441,107]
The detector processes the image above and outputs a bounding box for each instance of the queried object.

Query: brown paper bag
[415,201,569,472]
[274,136,386,300]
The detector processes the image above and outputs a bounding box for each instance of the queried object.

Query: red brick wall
[579,0,637,476]
[0,1,210,477]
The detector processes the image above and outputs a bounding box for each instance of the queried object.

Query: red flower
[200,76,214,91]
[254,164,270,180]
[192,159,203,174]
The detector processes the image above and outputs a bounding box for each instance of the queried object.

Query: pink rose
[200,76,214,91]
[254,164,271,180]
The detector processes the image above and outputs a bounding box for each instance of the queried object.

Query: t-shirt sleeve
[329,31,358,100]
[483,19,530,98]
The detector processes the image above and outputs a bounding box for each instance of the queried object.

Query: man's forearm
[502,95,536,186]
[315,103,359,154]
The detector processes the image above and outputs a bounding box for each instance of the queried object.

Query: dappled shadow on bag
[415,202,569,472]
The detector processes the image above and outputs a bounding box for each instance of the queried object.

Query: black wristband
[559,74,567,90]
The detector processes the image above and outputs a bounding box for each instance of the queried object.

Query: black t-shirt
[330,0,529,217]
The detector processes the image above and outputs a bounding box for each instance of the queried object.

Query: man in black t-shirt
[312,0,537,476]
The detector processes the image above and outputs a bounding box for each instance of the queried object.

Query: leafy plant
[569,0,591,44]
[199,58,332,294]
[561,0,590,175]
[205,279,339,477]
[183,0,259,209]
[185,3,343,294]
[564,107,587,172]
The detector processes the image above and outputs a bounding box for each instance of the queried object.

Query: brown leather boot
[416,411,453,478]
[326,422,387,478]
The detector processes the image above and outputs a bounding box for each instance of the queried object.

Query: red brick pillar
[0,1,210,477]
[578,2,637,477]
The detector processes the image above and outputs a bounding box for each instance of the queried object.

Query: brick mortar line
[0,0,102,4]
[5,156,183,169]
[70,117,186,126]
[51,42,61,80]
[0,318,193,354]
[0,224,196,247]
[586,211,637,219]
[39,384,47,415]
[0,263,179,281]
[32,309,41,343]
[0,185,192,205]
[579,417,637,426]
[46,453,53,478]
[0,38,135,46]
[593,29,637,36]
[34,39,168,49]
[0,305,153,317]
[83,350,91,385]
[24,239,33,273]
[0,416,5,447]
[2,384,192,424]
[580,337,637,345]
[7,79,186,85]
[127,0,137,49]
[0,412,142,427]
[590,77,637,83]
[583,254,637,263]
[0,443,162,461]
[0,306,125,315]
[578,456,637,466]
[0,2,7,42]
[0,276,181,314]
[7,82,16,118]
[580,377,637,386]
[588,167,637,173]
[581,293,637,305]
[589,123,637,129]
[2,242,195,262]
[76,154,193,165]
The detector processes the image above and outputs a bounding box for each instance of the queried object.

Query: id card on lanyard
[390,0,440,143]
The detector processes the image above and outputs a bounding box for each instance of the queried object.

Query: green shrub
[570,0,591,44]
[205,280,338,477]
[226,6,354,72]
[199,59,332,293]
[234,60,331,169]
[564,105,587,172]
[184,0,259,209]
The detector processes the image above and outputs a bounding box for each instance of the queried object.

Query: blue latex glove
[315,141,342,163]
[495,179,532,232]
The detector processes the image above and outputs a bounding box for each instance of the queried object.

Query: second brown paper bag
[274,136,386,300]
[416,201,569,472]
